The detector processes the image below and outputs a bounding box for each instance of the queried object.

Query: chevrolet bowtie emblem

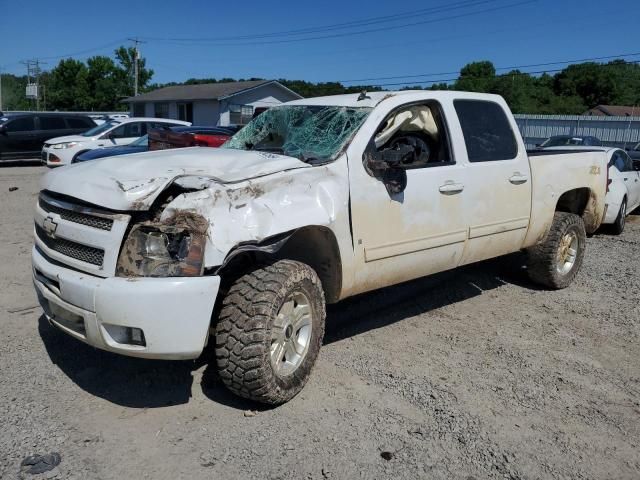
[43,215,58,237]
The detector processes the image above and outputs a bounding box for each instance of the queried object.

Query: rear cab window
[454,100,518,162]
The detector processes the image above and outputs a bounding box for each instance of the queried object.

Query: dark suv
[0,113,96,161]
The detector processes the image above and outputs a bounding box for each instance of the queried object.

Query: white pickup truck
[33,91,608,404]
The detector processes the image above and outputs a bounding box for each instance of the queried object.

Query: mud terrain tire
[215,260,326,405]
[527,212,586,290]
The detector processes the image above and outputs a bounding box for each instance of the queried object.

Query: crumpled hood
[42,147,309,211]
[46,134,92,144]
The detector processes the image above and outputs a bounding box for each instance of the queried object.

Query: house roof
[585,105,639,116]
[122,80,301,103]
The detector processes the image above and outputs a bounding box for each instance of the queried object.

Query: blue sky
[1,0,639,86]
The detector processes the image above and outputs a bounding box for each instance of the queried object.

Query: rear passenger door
[453,99,532,265]
[108,121,146,145]
[37,116,68,146]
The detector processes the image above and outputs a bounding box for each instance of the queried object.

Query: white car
[42,117,190,167]
[542,146,640,233]
[605,148,640,233]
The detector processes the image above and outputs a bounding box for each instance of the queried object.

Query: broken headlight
[116,224,206,277]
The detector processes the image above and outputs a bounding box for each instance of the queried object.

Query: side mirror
[633,160,640,171]
[0,124,7,134]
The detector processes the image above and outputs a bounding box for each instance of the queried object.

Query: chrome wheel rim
[556,230,578,275]
[270,291,313,377]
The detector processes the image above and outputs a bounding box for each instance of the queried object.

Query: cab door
[348,99,469,295]
[2,116,37,158]
[451,99,532,265]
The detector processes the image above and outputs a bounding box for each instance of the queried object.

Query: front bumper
[32,246,220,360]
[42,146,74,167]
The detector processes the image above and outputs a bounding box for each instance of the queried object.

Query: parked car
[606,149,640,233]
[73,134,149,163]
[148,126,234,151]
[42,117,190,167]
[538,135,602,148]
[33,91,608,405]
[626,141,640,161]
[542,146,640,234]
[0,113,95,161]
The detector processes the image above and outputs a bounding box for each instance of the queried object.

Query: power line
[142,0,503,42]
[143,0,535,46]
[339,52,640,84]
[366,60,640,88]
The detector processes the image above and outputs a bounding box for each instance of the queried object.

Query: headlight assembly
[52,142,79,149]
[116,222,206,277]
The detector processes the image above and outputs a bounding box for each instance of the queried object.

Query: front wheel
[215,260,326,405]
[527,212,586,289]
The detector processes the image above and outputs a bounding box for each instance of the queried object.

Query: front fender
[160,164,349,269]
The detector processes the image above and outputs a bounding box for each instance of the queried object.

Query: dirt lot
[0,165,639,480]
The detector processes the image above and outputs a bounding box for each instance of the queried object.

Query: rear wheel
[215,260,326,405]
[527,212,586,289]
[611,198,627,235]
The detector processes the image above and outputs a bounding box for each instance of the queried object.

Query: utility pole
[127,38,146,96]
[20,59,46,110]
[0,68,3,112]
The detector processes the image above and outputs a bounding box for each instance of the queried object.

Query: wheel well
[555,187,601,233]
[555,188,590,215]
[217,226,343,304]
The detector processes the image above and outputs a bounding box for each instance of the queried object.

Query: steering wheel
[388,134,431,167]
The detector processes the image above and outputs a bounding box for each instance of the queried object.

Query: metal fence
[514,114,640,149]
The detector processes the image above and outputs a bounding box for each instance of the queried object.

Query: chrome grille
[39,195,113,231]
[35,224,105,266]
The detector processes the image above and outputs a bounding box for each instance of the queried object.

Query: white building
[122,80,302,127]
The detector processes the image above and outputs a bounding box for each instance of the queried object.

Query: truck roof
[284,90,506,108]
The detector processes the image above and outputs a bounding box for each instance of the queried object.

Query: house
[122,80,302,126]
[584,105,639,117]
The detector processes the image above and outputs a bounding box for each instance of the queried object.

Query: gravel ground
[1,165,639,480]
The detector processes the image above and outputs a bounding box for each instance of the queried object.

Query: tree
[455,61,496,92]
[115,46,154,95]
[46,59,91,110]
[86,56,121,110]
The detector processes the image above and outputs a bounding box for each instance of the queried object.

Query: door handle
[623,177,628,181]
[439,183,464,194]
[509,174,529,185]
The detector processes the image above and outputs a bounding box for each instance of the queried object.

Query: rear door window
[39,116,66,130]
[66,117,93,129]
[6,117,35,132]
[454,100,518,162]
[111,122,145,138]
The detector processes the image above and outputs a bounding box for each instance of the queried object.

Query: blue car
[73,134,149,163]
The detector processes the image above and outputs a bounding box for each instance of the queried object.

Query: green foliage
[450,59,640,114]
[1,45,154,111]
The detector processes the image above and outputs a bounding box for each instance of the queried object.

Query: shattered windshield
[223,105,372,163]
